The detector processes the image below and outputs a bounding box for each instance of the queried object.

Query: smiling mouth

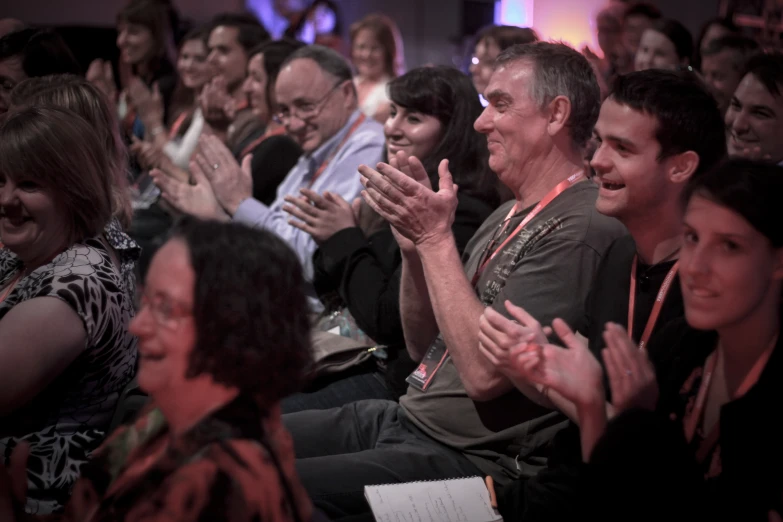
[0,215,31,227]
[599,180,625,191]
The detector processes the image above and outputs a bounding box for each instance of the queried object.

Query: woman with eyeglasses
[0,218,323,522]
[0,106,138,514]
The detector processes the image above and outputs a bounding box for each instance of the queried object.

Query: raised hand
[199,77,235,122]
[129,136,164,170]
[478,301,551,373]
[86,59,117,102]
[152,157,228,221]
[283,189,358,244]
[601,322,659,414]
[127,78,164,133]
[511,318,604,409]
[194,134,253,215]
[359,152,458,248]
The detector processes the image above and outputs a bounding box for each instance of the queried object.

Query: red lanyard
[308,114,366,189]
[683,338,775,461]
[471,172,585,286]
[239,126,287,159]
[167,111,190,140]
[627,257,680,351]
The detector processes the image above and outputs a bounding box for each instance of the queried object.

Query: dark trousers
[285,400,482,520]
[281,366,395,414]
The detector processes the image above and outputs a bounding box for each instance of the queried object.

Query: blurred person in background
[130,26,214,174]
[350,13,404,122]
[700,34,759,115]
[201,13,270,156]
[634,18,693,72]
[88,0,179,140]
[469,24,538,102]
[725,53,783,165]
[0,28,81,119]
[695,16,740,70]
[621,2,661,56]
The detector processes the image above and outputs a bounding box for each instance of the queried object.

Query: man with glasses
[205,45,384,295]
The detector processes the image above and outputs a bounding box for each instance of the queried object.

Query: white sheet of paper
[364,476,502,522]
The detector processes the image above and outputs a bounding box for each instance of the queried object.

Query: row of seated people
[2,6,783,522]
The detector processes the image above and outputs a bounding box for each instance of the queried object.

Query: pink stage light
[495,0,605,57]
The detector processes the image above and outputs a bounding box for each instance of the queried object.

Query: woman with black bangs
[281,66,500,413]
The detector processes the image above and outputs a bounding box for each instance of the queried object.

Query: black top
[249,134,303,206]
[499,234,687,521]
[587,323,783,521]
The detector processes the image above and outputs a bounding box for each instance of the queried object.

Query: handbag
[310,308,383,375]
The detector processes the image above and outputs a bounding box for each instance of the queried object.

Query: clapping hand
[359,151,458,248]
[199,77,236,123]
[151,157,229,221]
[193,135,253,215]
[284,189,361,245]
[511,318,605,409]
[86,59,117,102]
[601,322,659,414]
[127,78,164,133]
[478,301,552,373]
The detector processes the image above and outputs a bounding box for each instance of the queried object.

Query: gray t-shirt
[400,181,627,484]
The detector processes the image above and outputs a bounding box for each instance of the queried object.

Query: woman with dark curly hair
[0,218,318,521]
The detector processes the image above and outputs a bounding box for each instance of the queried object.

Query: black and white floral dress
[0,219,140,514]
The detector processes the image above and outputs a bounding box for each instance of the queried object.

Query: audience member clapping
[280,66,500,413]
[0,107,138,514]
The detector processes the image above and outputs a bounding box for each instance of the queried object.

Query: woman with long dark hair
[280,66,500,412]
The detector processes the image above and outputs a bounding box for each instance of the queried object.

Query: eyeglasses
[138,292,193,329]
[273,81,344,124]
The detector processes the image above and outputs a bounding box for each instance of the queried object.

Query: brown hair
[0,107,113,244]
[349,13,404,78]
[117,0,177,72]
[10,75,133,229]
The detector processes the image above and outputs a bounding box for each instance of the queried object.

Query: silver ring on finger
[212,163,220,171]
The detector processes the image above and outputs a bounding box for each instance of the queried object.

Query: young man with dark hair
[484,69,727,521]
[701,34,760,114]
[203,12,270,155]
[0,28,81,117]
[725,52,783,165]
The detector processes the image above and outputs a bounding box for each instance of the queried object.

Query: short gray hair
[281,44,354,84]
[495,41,600,149]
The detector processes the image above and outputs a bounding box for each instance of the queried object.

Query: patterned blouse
[60,396,313,522]
[0,219,140,514]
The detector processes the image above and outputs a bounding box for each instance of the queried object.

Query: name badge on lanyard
[406,173,584,392]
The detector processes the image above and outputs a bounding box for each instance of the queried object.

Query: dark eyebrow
[603,134,638,150]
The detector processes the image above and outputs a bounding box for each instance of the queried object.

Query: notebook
[364,476,503,522]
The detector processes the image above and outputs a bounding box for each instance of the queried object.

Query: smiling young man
[700,34,759,115]
[490,69,728,521]
[725,52,783,165]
